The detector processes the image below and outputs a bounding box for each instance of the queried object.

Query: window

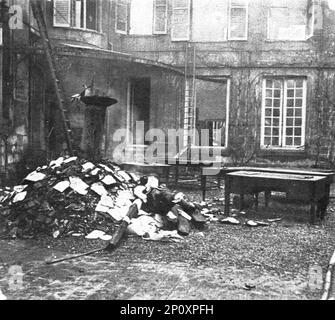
[115,0,129,34]
[53,0,71,27]
[119,0,167,35]
[53,0,100,31]
[267,0,308,40]
[130,0,153,35]
[261,78,306,149]
[307,0,323,38]
[153,0,168,34]
[171,0,191,41]
[192,0,228,42]
[228,0,248,40]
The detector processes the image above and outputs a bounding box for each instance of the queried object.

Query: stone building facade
[1,0,335,182]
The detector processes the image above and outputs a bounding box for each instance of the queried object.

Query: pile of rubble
[0,156,207,241]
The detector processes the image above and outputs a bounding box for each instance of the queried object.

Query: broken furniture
[119,162,171,185]
[201,167,335,201]
[224,170,330,223]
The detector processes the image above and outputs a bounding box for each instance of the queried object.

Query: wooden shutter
[53,0,71,27]
[229,0,248,40]
[116,0,128,34]
[171,0,190,41]
[154,0,167,34]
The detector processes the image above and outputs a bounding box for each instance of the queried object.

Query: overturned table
[224,170,330,223]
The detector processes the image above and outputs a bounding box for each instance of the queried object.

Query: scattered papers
[99,164,114,173]
[13,185,28,193]
[90,168,101,176]
[117,171,131,182]
[90,183,108,196]
[85,230,112,241]
[25,171,46,182]
[13,191,27,203]
[82,162,95,172]
[96,195,115,213]
[127,216,160,237]
[49,157,64,169]
[63,157,78,164]
[108,206,129,222]
[220,217,240,225]
[143,230,184,242]
[101,175,117,186]
[246,220,270,227]
[69,177,89,195]
[53,181,70,193]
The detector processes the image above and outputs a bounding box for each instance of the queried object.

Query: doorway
[128,77,151,145]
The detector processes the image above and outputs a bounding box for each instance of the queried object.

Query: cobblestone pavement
[0,240,312,300]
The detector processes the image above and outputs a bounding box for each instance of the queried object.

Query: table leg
[225,176,231,216]
[310,183,317,224]
[175,166,179,186]
[240,194,244,211]
[165,168,170,186]
[320,183,331,220]
[255,193,259,211]
[265,190,271,208]
[201,174,207,201]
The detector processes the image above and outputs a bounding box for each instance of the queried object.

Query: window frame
[115,0,129,34]
[228,0,249,41]
[53,0,71,28]
[153,0,168,34]
[171,0,191,41]
[53,0,101,32]
[266,1,308,41]
[260,78,307,150]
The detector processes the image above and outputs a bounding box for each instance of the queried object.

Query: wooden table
[201,166,334,201]
[119,162,171,185]
[224,171,329,223]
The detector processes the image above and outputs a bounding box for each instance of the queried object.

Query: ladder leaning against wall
[30,0,74,155]
[183,44,197,153]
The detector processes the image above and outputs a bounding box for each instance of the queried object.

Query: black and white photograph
[0,0,335,304]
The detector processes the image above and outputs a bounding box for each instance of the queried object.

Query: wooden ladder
[30,0,74,155]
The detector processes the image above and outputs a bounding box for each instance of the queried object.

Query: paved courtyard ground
[1,187,335,300]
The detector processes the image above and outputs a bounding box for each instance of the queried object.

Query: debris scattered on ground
[0,156,208,241]
[219,217,241,225]
[246,220,270,227]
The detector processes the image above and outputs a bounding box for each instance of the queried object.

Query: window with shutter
[171,0,190,41]
[53,0,71,27]
[228,0,248,40]
[154,0,167,34]
[116,0,128,34]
